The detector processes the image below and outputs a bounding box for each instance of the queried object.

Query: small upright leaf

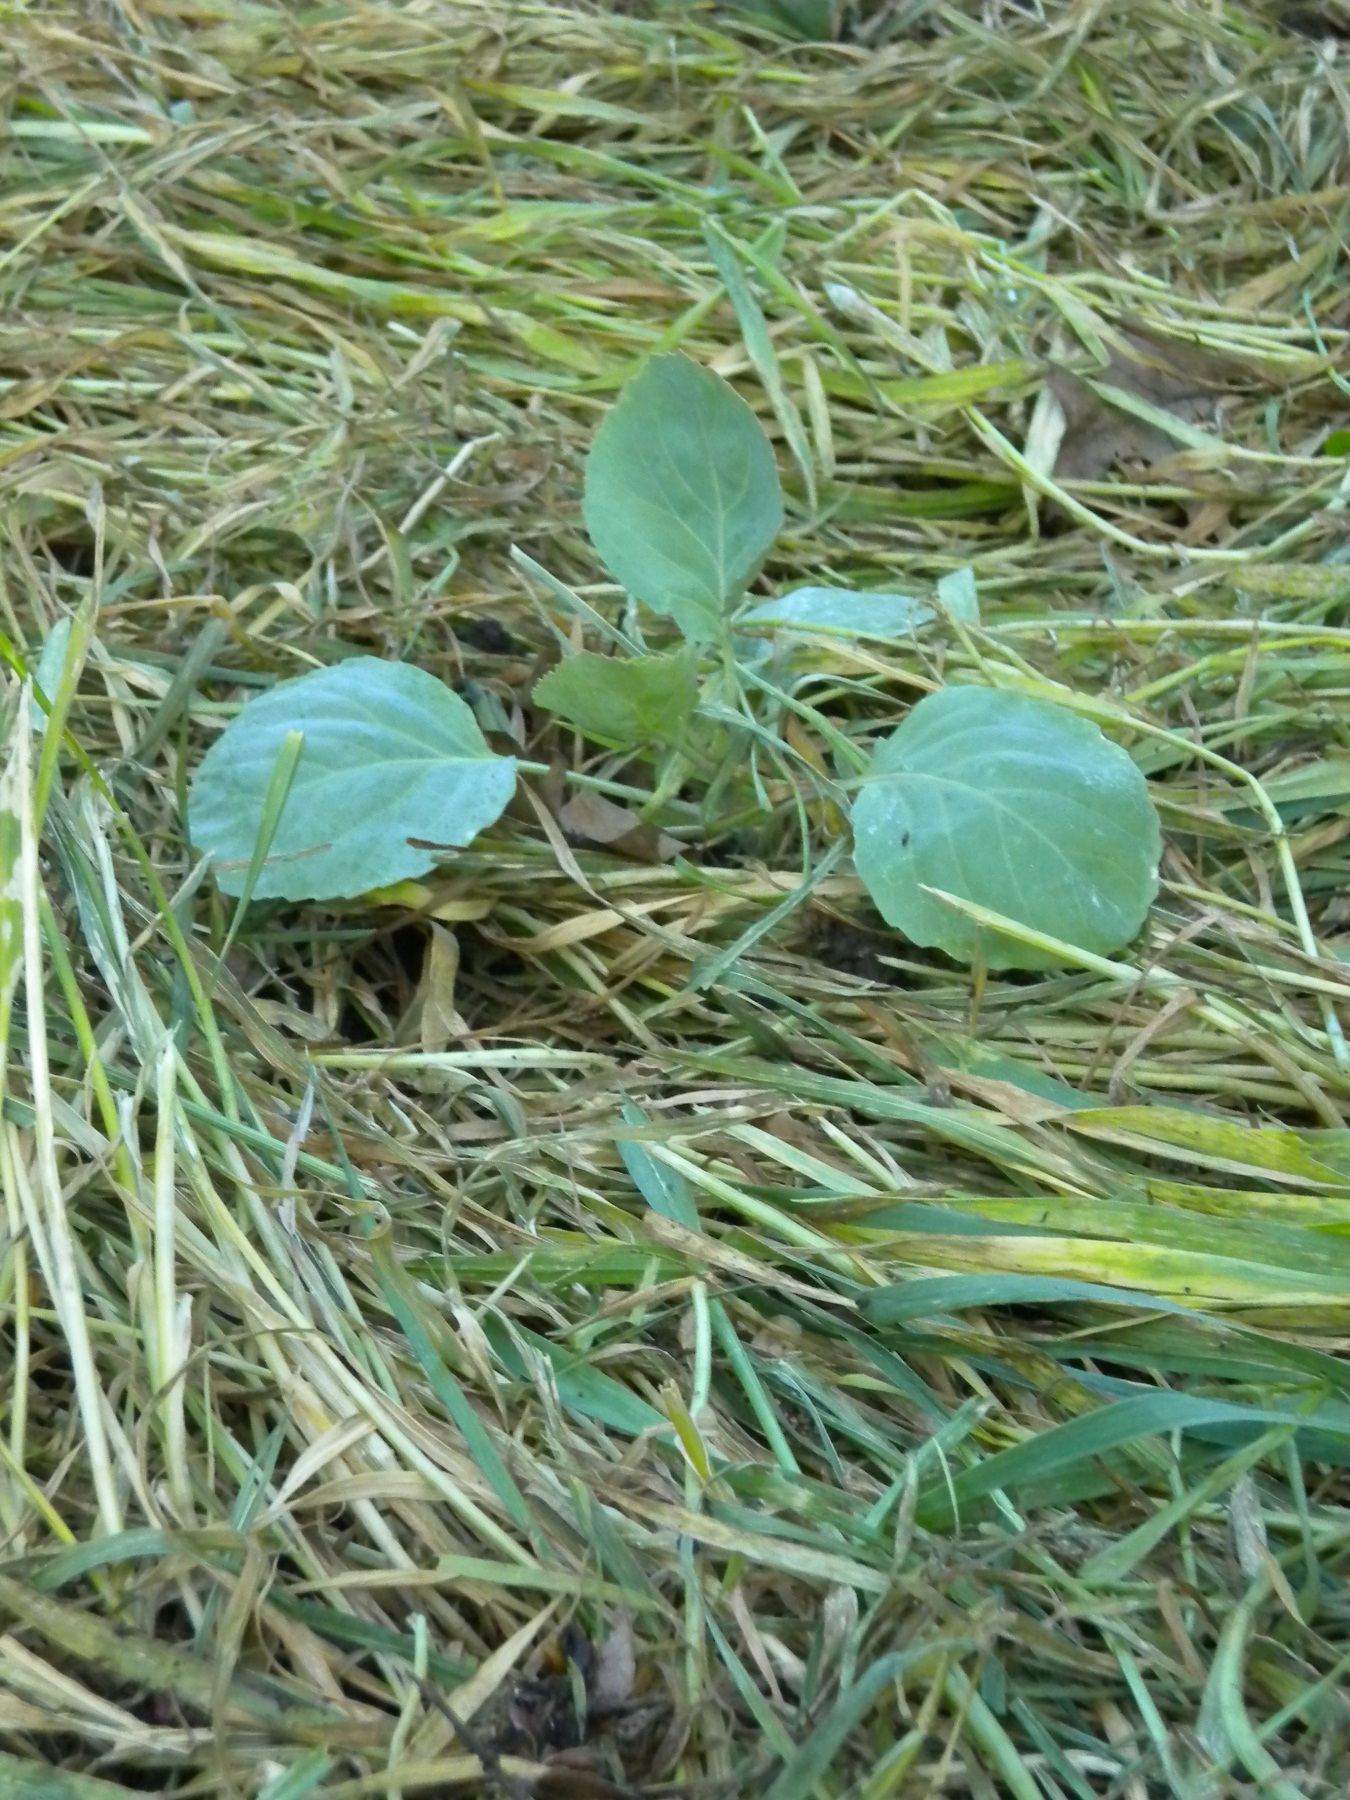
[935,566,980,624]
[852,686,1159,969]
[33,617,73,730]
[534,646,698,747]
[618,1103,700,1231]
[583,354,783,644]
[189,658,516,901]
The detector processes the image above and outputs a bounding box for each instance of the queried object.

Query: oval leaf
[852,686,1159,969]
[533,645,698,747]
[189,658,516,901]
[583,353,783,644]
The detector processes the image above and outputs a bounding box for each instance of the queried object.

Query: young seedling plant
[189,353,1161,971]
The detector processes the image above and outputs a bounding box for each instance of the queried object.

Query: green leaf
[483,1316,670,1438]
[741,587,932,639]
[533,646,699,747]
[936,565,980,624]
[1066,1105,1346,1186]
[704,220,816,508]
[741,568,978,640]
[914,1390,1349,1531]
[730,0,837,39]
[852,686,1159,969]
[33,1527,174,1591]
[583,353,783,644]
[268,1593,470,1686]
[366,1225,534,1537]
[215,728,304,969]
[189,658,516,901]
[0,1751,153,1800]
[762,1647,965,1800]
[257,1750,333,1800]
[865,1273,1205,1326]
[618,1102,701,1230]
[1080,1423,1297,1586]
[33,616,73,731]
[33,594,94,830]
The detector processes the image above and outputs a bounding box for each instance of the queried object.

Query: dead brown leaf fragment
[1049,327,1255,479]
[558,791,681,864]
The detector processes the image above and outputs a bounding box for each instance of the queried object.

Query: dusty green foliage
[1,0,1350,1796]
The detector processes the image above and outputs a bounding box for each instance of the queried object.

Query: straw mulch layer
[1,1,1349,1794]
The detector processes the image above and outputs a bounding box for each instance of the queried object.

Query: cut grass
[1,0,1349,1794]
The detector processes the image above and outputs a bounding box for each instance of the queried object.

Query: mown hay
[0,0,1349,1794]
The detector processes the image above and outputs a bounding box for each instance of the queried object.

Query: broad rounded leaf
[583,353,783,644]
[189,658,516,901]
[533,645,698,747]
[852,686,1159,969]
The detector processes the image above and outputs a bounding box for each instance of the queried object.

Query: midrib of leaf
[888,769,1134,884]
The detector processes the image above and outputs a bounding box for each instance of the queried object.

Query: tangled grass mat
[0,1,1349,1795]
